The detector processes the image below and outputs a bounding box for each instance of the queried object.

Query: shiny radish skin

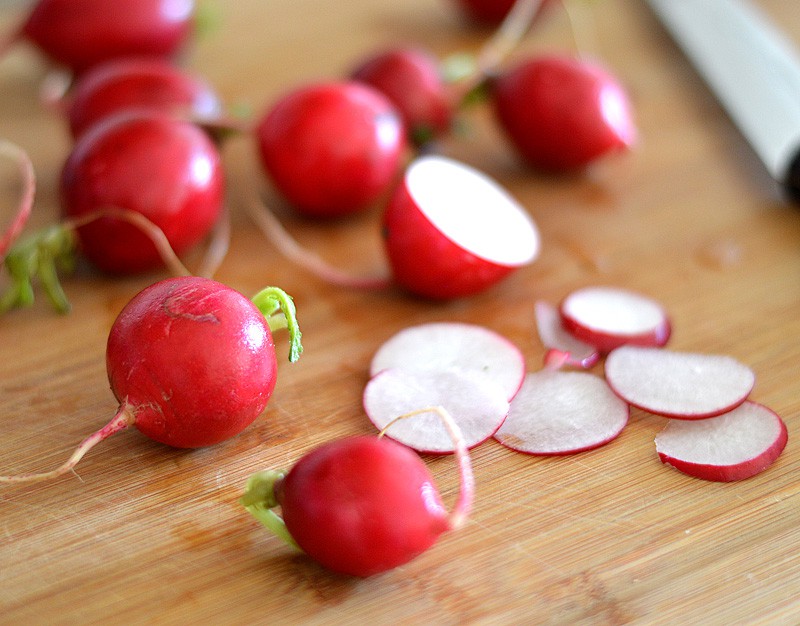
[60,111,224,274]
[66,57,222,138]
[18,0,195,74]
[275,436,451,577]
[256,81,407,218]
[350,47,453,144]
[493,54,637,171]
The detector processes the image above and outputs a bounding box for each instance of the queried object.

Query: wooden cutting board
[1,0,798,623]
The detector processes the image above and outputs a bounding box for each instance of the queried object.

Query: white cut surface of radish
[493,370,629,455]
[369,322,526,401]
[605,346,755,419]
[363,367,510,453]
[560,286,671,351]
[534,300,600,369]
[405,155,539,266]
[655,401,788,481]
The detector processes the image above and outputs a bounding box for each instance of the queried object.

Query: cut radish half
[363,368,510,453]
[494,370,629,455]
[534,300,600,369]
[655,402,788,481]
[605,346,755,419]
[369,322,526,401]
[559,286,671,353]
[382,155,540,299]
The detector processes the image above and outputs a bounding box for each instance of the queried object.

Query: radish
[369,322,526,401]
[363,368,510,453]
[451,0,556,27]
[0,276,302,484]
[655,402,788,481]
[494,369,629,455]
[0,140,36,261]
[240,406,473,577]
[255,81,407,218]
[61,110,224,274]
[492,54,637,171]
[605,346,756,419]
[559,286,671,353]
[533,300,600,369]
[0,0,196,74]
[64,57,223,139]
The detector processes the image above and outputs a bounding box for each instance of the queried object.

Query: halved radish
[534,300,600,369]
[559,286,671,353]
[655,402,788,481]
[369,322,526,401]
[363,368,510,453]
[494,369,629,455]
[382,155,540,300]
[605,346,755,419]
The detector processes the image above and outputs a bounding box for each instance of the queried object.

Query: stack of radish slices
[363,286,788,482]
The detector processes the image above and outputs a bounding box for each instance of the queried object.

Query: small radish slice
[363,368,510,453]
[369,322,526,401]
[534,300,600,369]
[605,346,755,419]
[655,402,788,481]
[559,286,671,353]
[494,370,629,455]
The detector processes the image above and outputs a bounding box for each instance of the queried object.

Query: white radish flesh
[493,370,629,455]
[655,401,788,481]
[560,286,671,353]
[363,368,510,453]
[605,346,755,419]
[534,300,600,369]
[369,322,526,401]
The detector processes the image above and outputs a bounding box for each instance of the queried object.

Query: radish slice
[605,346,755,419]
[534,300,600,369]
[369,322,526,401]
[494,370,629,455]
[559,286,671,353]
[363,368,510,453]
[382,155,540,299]
[655,402,788,481]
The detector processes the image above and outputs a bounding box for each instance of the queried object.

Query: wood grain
[1,1,799,624]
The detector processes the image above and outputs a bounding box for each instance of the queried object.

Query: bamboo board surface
[1,1,799,624]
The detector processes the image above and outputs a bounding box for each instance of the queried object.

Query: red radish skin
[382,155,540,299]
[493,54,637,171]
[65,57,223,139]
[0,276,302,483]
[655,402,788,482]
[452,0,556,26]
[256,81,407,218]
[60,111,224,274]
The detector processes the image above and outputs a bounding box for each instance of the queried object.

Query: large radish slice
[369,322,526,401]
[655,402,788,481]
[363,368,510,453]
[382,155,540,300]
[534,300,600,369]
[494,370,629,455]
[559,286,671,353]
[605,346,755,419]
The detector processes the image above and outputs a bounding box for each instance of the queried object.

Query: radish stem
[240,469,300,550]
[251,286,303,362]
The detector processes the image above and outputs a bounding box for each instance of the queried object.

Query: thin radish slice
[655,401,788,481]
[369,322,526,401]
[560,286,671,353]
[534,300,600,369]
[605,346,755,419]
[363,368,510,453]
[494,370,629,455]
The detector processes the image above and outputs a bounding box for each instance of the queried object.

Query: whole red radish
[60,110,224,273]
[66,57,223,139]
[256,81,407,218]
[350,47,453,145]
[5,0,195,74]
[492,54,637,171]
[0,276,302,483]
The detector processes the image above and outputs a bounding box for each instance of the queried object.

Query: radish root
[0,139,36,261]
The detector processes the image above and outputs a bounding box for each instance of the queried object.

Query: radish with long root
[0,276,302,484]
[240,406,473,577]
[0,140,35,261]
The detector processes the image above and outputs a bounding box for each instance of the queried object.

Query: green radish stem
[251,285,303,363]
